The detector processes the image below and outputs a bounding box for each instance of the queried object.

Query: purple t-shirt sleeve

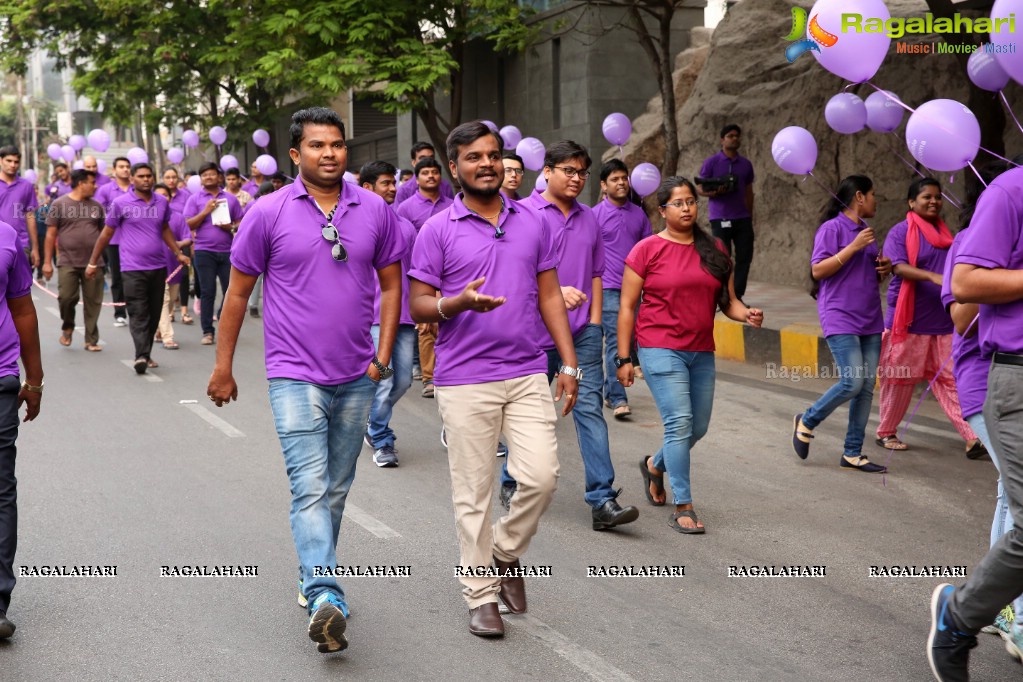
[592,225,606,279]
[957,185,1020,270]
[183,194,200,220]
[228,194,243,222]
[230,204,270,276]
[372,203,404,271]
[26,190,38,212]
[698,157,713,179]
[940,238,957,310]
[538,216,558,273]
[105,199,122,230]
[7,246,32,298]
[408,221,444,289]
[885,222,909,266]
[811,223,839,263]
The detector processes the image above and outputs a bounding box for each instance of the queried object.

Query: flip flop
[163,341,179,350]
[875,435,908,451]
[669,509,705,534]
[147,359,159,368]
[84,344,103,352]
[639,457,666,506]
[59,331,72,347]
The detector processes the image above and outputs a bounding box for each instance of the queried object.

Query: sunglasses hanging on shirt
[318,195,347,262]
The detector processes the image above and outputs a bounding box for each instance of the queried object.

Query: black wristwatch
[613,355,633,369]
[371,357,394,380]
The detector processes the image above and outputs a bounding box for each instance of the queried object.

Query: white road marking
[515,613,639,682]
[120,359,163,382]
[45,307,60,318]
[344,504,401,538]
[182,403,244,437]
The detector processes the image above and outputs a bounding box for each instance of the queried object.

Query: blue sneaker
[1006,624,1023,662]
[373,444,398,468]
[298,579,307,609]
[308,592,349,653]
[981,604,1013,636]
[927,583,977,681]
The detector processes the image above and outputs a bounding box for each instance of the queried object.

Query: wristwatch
[613,355,633,369]
[559,365,583,381]
[371,357,394,380]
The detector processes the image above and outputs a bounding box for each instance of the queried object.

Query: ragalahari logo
[783,7,839,62]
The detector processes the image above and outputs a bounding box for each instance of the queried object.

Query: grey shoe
[373,444,398,468]
[499,484,516,510]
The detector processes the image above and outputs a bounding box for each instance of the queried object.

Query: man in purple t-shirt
[94,156,133,324]
[82,156,110,188]
[394,141,455,206]
[697,124,756,301]
[595,158,651,417]
[208,108,403,655]
[0,219,43,641]
[409,121,579,638]
[0,146,40,269]
[929,165,1023,677]
[498,141,639,531]
[86,163,190,374]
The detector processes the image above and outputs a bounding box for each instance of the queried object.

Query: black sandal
[639,457,666,506]
[669,509,705,534]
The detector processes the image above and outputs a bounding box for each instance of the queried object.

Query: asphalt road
[5,289,1020,681]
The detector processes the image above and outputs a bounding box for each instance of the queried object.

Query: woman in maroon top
[617,177,762,533]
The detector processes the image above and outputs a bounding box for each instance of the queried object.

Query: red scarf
[891,211,953,342]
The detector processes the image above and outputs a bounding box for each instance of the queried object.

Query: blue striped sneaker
[308,592,349,653]
[981,604,1013,636]
[1006,624,1023,662]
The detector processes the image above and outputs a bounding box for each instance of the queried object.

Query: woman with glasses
[791,175,892,473]
[617,176,762,534]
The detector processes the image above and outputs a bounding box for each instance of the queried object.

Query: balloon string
[967,161,989,188]
[1000,91,1023,136]
[806,171,871,228]
[882,135,962,209]
[618,145,623,159]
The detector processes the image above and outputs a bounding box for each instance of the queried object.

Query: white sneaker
[112,317,127,327]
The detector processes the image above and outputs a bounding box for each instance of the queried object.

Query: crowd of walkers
[0,112,1021,680]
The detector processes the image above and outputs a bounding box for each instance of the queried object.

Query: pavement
[4,283,1019,681]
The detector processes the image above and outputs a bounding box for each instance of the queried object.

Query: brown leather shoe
[494,556,526,614]
[468,602,505,637]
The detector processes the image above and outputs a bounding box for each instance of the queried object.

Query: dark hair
[112,156,130,168]
[720,124,741,139]
[53,161,68,170]
[0,145,20,159]
[153,183,171,194]
[399,169,413,180]
[70,169,97,188]
[818,175,873,224]
[656,176,732,310]
[502,153,523,167]
[197,161,220,176]
[600,159,628,183]
[907,176,941,201]
[446,121,502,162]
[289,107,346,150]
[255,181,276,198]
[359,160,397,188]
[130,162,153,176]
[162,167,179,178]
[414,157,442,176]
[271,171,290,184]
[225,167,241,178]
[543,140,591,170]
[959,161,1012,230]
[410,141,435,160]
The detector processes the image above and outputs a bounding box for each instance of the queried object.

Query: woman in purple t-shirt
[792,176,892,473]
[874,178,980,456]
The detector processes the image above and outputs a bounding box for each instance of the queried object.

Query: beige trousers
[436,373,560,607]
[157,283,180,342]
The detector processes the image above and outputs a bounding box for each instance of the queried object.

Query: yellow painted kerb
[780,323,821,370]
[713,319,745,362]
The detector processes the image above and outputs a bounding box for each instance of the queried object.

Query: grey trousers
[950,361,1023,631]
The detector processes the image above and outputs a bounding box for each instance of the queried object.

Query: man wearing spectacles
[697,124,756,303]
[395,141,455,207]
[409,121,578,638]
[501,153,525,202]
[207,107,404,655]
[498,141,640,532]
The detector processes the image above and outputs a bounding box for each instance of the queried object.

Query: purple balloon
[992,0,1023,86]
[500,126,522,151]
[906,99,980,172]
[47,143,62,161]
[126,147,149,165]
[825,93,867,134]
[220,154,239,172]
[182,130,200,148]
[481,120,498,132]
[69,134,87,151]
[809,0,890,83]
[96,159,106,174]
[209,126,227,146]
[534,174,547,192]
[343,171,357,184]
[86,129,110,153]
[516,137,545,172]
[772,126,818,175]
[252,129,270,148]
[72,160,84,170]
[865,90,904,133]
[968,49,1010,93]
[602,113,632,147]
[166,148,185,165]
[630,163,661,197]
[22,169,37,184]
[255,154,277,176]
[186,175,202,193]
[61,145,76,163]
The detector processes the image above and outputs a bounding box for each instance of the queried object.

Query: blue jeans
[195,250,231,336]
[500,324,617,508]
[638,348,715,506]
[801,334,881,456]
[267,375,377,612]
[367,324,416,448]
[602,289,629,408]
[966,412,1023,618]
